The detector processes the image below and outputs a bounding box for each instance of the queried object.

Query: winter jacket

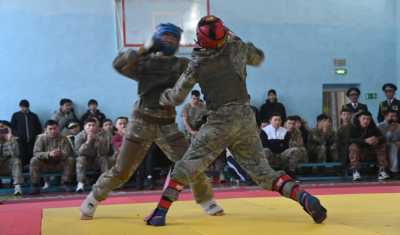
[260,99,287,126]
[80,109,107,127]
[10,111,42,143]
[51,109,77,135]
[343,112,385,165]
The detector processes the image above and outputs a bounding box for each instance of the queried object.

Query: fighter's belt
[132,110,175,125]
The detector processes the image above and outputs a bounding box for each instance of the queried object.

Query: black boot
[136,179,143,190]
[29,186,41,195]
[148,178,155,190]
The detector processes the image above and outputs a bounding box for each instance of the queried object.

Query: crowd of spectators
[0,82,399,196]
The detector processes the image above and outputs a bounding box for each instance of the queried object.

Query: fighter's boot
[274,175,327,223]
[79,192,100,220]
[144,172,185,226]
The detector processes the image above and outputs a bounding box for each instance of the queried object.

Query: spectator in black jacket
[347,110,390,181]
[10,100,42,166]
[260,112,301,182]
[260,89,286,126]
[80,99,107,126]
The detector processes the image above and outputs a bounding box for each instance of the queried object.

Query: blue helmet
[155,23,182,55]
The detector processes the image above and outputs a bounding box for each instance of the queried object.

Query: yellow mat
[42,193,400,235]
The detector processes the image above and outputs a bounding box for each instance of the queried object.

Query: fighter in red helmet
[144,15,327,226]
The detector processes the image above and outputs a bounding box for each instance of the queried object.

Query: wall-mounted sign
[334,58,346,66]
[334,69,347,75]
[365,93,377,99]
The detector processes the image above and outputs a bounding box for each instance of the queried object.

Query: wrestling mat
[42,193,399,235]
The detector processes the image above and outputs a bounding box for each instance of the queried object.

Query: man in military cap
[341,87,368,116]
[65,119,81,157]
[378,83,400,123]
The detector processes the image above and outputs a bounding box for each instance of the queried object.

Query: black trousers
[19,140,35,167]
[136,142,173,181]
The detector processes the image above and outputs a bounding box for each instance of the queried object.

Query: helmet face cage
[196,15,227,50]
[155,23,183,55]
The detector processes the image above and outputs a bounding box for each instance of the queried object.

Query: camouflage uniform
[30,133,74,184]
[74,130,111,183]
[181,102,208,143]
[307,125,339,163]
[160,40,285,195]
[264,147,301,172]
[90,48,215,204]
[335,123,348,163]
[288,128,308,163]
[349,143,388,170]
[0,138,24,185]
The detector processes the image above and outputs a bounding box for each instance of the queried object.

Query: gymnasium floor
[0,180,399,235]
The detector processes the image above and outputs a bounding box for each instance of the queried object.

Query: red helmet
[196,15,228,50]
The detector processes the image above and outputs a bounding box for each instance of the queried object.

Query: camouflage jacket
[288,128,304,148]
[33,132,71,163]
[0,137,19,163]
[335,123,348,153]
[308,125,335,151]
[74,130,110,158]
[112,49,190,118]
[181,102,208,132]
[160,40,264,107]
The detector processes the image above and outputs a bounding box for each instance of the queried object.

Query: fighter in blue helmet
[79,23,224,220]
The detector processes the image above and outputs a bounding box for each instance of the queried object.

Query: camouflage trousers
[299,147,309,163]
[308,143,339,163]
[0,157,24,185]
[166,104,284,202]
[92,111,214,204]
[76,156,110,183]
[349,143,388,170]
[30,156,74,184]
[264,147,301,172]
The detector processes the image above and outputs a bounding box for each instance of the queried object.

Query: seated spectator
[0,121,24,195]
[336,109,351,171]
[111,117,128,156]
[377,108,400,179]
[226,148,256,185]
[260,89,286,126]
[260,112,301,182]
[65,119,81,157]
[260,119,269,129]
[286,116,308,165]
[181,90,208,144]
[10,99,42,166]
[111,117,128,173]
[248,95,261,127]
[51,99,77,135]
[308,114,340,176]
[348,110,390,180]
[75,118,111,192]
[196,119,227,182]
[29,120,74,195]
[102,119,114,135]
[88,114,114,157]
[81,99,107,126]
[293,115,309,148]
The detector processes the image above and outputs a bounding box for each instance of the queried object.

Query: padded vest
[138,56,180,108]
[196,43,249,110]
